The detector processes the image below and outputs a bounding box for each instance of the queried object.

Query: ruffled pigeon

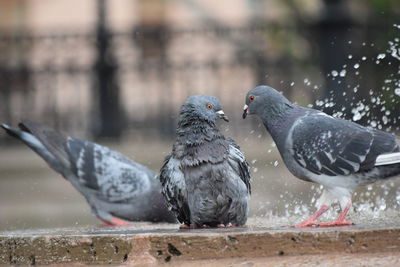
[159,95,251,228]
[243,85,400,227]
[1,119,176,226]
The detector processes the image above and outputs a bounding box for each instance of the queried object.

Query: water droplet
[382,116,388,125]
[353,113,362,121]
[331,70,338,77]
[377,53,386,59]
[362,56,367,61]
[354,63,360,69]
[395,88,400,96]
[339,69,346,77]
[348,54,353,59]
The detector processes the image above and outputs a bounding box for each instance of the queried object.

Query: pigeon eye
[206,104,213,110]
[249,95,255,102]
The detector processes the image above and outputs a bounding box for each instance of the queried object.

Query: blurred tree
[92,0,124,139]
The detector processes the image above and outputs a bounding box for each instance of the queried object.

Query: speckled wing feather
[291,113,399,176]
[66,138,153,202]
[159,155,190,225]
[226,138,251,194]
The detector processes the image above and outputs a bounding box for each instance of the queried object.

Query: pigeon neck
[176,113,222,146]
[261,102,293,128]
[259,102,296,146]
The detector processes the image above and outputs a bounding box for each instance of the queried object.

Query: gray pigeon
[1,119,176,225]
[243,85,400,227]
[159,95,251,228]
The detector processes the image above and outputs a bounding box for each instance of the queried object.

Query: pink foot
[110,216,131,226]
[294,205,330,228]
[102,216,131,226]
[179,224,190,229]
[217,224,226,228]
[295,201,354,228]
[294,220,321,228]
[312,220,354,227]
[295,220,353,228]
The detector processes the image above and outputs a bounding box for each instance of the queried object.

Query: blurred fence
[0,19,399,141]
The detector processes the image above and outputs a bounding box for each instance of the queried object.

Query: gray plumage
[1,119,176,225]
[243,85,400,222]
[159,95,251,228]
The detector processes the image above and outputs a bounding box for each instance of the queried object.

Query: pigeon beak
[242,105,248,119]
[216,110,229,122]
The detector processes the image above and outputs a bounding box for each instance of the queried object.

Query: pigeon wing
[291,113,398,176]
[159,155,190,224]
[66,138,153,202]
[226,138,251,193]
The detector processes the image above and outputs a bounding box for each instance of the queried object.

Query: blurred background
[0,0,399,230]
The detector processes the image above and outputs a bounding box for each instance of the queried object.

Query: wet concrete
[1,222,400,265]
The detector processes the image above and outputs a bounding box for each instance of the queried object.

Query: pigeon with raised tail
[243,85,400,227]
[159,95,251,228]
[1,119,177,225]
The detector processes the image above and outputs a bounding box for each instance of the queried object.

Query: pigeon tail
[18,119,71,170]
[1,123,64,173]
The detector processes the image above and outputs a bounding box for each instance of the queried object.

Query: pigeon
[243,85,400,227]
[159,95,251,228]
[1,119,177,226]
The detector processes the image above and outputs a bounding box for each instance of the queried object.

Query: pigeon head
[242,85,293,121]
[180,95,229,123]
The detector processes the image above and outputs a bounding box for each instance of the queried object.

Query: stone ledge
[1,224,400,265]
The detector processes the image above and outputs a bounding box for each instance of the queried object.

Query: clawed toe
[315,220,354,227]
[294,221,320,228]
[295,220,354,228]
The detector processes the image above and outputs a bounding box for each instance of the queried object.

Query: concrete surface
[1,223,400,266]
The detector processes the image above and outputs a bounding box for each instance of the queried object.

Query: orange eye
[249,95,255,102]
[206,104,213,110]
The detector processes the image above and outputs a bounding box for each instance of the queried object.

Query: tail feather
[1,122,67,174]
[18,119,70,169]
[375,152,400,166]
[1,123,22,139]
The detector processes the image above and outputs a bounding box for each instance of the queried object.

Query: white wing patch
[375,152,400,166]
